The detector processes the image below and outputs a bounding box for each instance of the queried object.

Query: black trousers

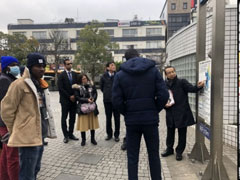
[61,102,76,138]
[127,125,161,180]
[104,102,120,138]
[166,126,187,155]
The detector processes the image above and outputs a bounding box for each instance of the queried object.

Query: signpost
[198,59,211,125]
[202,0,229,178]
[188,0,209,163]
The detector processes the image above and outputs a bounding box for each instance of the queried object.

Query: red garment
[0,126,19,180]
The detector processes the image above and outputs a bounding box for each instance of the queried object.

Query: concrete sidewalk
[37,91,237,180]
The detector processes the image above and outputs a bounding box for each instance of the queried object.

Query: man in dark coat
[100,61,120,142]
[112,49,169,180]
[0,56,20,180]
[58,58,79,143]
[161,66,204,161]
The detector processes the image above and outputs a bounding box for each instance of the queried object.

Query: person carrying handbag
[72,74,99,146]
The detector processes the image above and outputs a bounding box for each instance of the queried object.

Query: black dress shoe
[69,135,79,141]
[43,141,48,146]
[176,154,183,161]
[161,149,174,157]
[121,142,127,151]
[63,137,69,143]
[114,137,120,142]
[81,140,86,146]
[105,136,112,141]
[91,139,97,145]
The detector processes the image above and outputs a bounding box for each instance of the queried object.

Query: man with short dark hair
[100,61,120,142]
[1,53,57,180]
[161,66,204,161]
[58,58,79,143]
[112,49,169,180]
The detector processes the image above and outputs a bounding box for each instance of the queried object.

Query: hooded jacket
[0,68,57,147]
[112,57,169,125]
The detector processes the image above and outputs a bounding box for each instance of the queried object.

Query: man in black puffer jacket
[112,49,169,180]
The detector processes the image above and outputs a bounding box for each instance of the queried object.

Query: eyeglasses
[66,63,72,65]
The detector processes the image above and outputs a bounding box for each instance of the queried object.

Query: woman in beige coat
[72,74,99,146]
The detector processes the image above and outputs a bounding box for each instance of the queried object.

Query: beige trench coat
[0,68,57,147]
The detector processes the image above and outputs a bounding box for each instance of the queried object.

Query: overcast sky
[0,0,165,33]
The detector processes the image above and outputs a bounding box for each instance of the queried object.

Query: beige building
[8,19,166,67]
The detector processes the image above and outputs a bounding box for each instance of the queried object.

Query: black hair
[124,49,139,60]
[77,73,90,85]
[106,61,115,68]
[63,58,70,65]
[164,66,176,74]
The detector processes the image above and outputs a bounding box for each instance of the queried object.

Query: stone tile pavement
[37,91,237,180]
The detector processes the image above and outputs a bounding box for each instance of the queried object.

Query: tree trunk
[54,55,59,89]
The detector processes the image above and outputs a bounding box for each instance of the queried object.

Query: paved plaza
[37,91,237,180]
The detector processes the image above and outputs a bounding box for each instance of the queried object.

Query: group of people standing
[0,49,204,180]
[57,59,120,147]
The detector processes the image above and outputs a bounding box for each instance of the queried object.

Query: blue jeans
[127,124,161,180]
[19,146,44,180]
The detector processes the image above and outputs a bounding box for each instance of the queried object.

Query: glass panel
[122,29,137,37]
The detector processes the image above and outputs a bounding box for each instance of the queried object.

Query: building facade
[160,0,194,39]
[8,19,166,67]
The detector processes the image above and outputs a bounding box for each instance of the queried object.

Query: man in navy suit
[58,58,79,143]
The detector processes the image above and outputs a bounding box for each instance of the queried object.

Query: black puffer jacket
[165,77,202,128]
[73,84,99,116]
[0,73,17,127]
[112,57,169,125]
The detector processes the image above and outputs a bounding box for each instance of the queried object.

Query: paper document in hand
[168,90,175,106]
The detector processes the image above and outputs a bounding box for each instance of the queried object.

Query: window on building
[176,17,182,22]
[12,32,27,36]
[102,29,114,37]
[122,44,137,49]
[76,30,81,38]
[146,41,162,49]
[32,31,47,39]
[54,31,68,39]
[122,29,137,37]
[171,3,176,10]
[146,28,162,36]
[183,2,188,9]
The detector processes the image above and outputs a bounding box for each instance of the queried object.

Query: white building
[8,19,166,67]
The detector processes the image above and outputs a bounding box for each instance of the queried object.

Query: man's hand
[1,132,10,144]
[165,103,172,108]
[70,95,75,102]
[197,81,205,88]
[88,98,94,103]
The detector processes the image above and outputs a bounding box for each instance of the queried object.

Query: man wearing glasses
[58,58,79,143]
